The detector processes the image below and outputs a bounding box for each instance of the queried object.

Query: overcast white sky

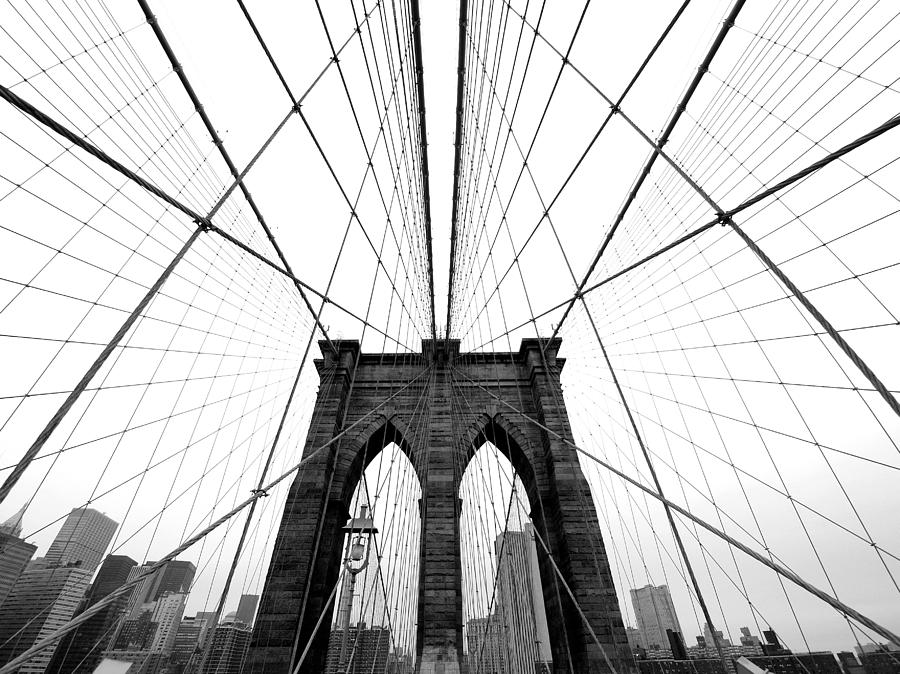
[1,0,899,661]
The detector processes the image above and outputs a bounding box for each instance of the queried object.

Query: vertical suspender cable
[136,0,338,357]
[409,0,437,341]
[548,0,747,344]
[447,0,470,340]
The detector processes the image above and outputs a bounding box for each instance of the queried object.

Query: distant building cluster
[325,623,392,673]
[464,525,553,674]
[0,505,259,674]
[625,583,900,674]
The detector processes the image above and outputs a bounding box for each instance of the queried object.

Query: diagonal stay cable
[0,80,421,506]
[409,0,437,339]
[0,363,432,674]
[209,0,385,217]
[137,0,337,355]
[449,364,900,647]
[548,0,748,343]
[3,61,416,349]
[450,0,693,343]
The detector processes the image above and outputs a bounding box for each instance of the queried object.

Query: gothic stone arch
[245,339,635,674]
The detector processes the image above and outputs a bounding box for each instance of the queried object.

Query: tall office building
[703,622,732,649]
[466,615,507,674]
[167,614,211,674]
[195,611,217,646]
[325,623,391,674]
[235,593,260,626]
[123,559,196,617]
[44,508,117,573]
[46,554,137,674]
[148,593,186,653]
[493,525,552,673]
[625,625,643,650]
[0,560,93,673]
[0,510,117,673]
[104,559,194,673]
[154,560,195,597]
[630,584,682,650]
[199,621,252,674]
[0,530,37,606]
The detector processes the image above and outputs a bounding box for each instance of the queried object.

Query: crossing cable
[533,4,900,423]
[342,382,431,670]
[362,0,435,339]
[408,0,436,340]
[308,0,433,335]
[287,197,433,669]
[0,223,203,507]
[531,353,896,576]
[191,286,327,670]
[0,82,371,498]
[353,0,437,343]
[210,0,384,216]
[452,380,616,674]
[548,0,747,344]
[20,229,268,574]
[0,365,431,674]
[136,0,337,356]
[448,0,504,338]
[450,376,577,673]
[0,125,301,336]
[607,185,900,600]
[449,365,900,646]
[539,111,900,419]
[453,0,508,294]
[452,297,578,669]
[449,0,693,340]
[2,2,211,211]
[451,0,585,336]
[452,0,675,298]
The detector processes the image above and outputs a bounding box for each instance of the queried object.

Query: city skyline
[0,0,899,669]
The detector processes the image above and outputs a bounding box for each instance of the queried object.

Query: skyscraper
[703,622,732,649]
[154,560,195,598]
[0,510,117,673]
[44,508,117,573]
[630,584,682,651]
[46,554,137,674]
[148,593,187,653]
[325,623,391,674]
[123,559,196,618]
[0,530,37,607]
[199,621,252,674]
[466,615,507,674]
[0,560,93,673]
[493,525,552,673]
[235,593,260,626]
[168,614,212,674]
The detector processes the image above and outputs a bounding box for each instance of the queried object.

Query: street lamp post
[338,504,378,670]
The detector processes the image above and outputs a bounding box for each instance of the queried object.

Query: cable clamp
[251,488,269,498]
[609,104,620,114]
[716,213,733,227]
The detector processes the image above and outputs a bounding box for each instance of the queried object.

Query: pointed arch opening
[459,418,554,674]
[324,420,422,673]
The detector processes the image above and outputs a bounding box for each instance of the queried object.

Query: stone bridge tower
[245,339,634,673]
